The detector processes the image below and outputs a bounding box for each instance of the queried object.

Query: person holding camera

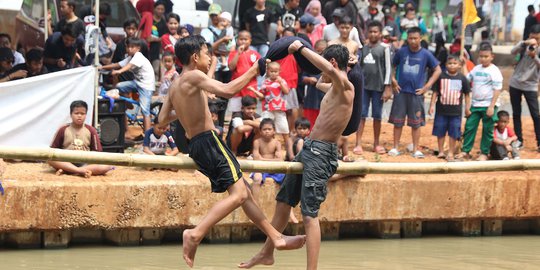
[509,24,540,152]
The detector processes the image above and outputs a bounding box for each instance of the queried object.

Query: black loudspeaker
[98,99,126,153]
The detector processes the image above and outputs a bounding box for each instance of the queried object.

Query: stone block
[206,226,231,244]
[141,229,163,245]
[370,221,400,239]
[71,229,103,244]
[104,229,140,246]
[482,220,503,236]
[532,219,540,235]
[401,221,422,238]
[43,230,71,249]
[450,220,482,237]
[321,222,340,240]
[230,225,252,243]
[5,232,41,249]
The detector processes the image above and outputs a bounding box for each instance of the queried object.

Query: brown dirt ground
[2,67,539,181]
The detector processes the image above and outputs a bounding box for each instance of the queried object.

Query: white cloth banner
[0,67,96,147]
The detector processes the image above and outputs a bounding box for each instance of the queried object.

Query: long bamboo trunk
[0,146,538,174]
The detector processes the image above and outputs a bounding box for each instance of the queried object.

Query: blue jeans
[116,80,153,116]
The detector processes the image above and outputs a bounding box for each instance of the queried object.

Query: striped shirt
[433,72,470,116]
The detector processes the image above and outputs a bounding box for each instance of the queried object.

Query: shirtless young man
[239,41,354,269]
[328,16,359,63]
[158,35,306,268]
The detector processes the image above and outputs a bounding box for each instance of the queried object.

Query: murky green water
[2,236,540,269]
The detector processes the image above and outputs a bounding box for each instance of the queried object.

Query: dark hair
[0,33,11,42]
[481,30,489,39]
[531,24,540,34]
[497,110,509,118]
[283,27,296,35]
[70,100,88,113]
[241,95,257,107]
[63,0,76,11]
[126,37,142,47]
[407,27,422,36]
[61,25,77,38]
[26,48,44,62]
[123,18,138,29]
[167,12,181,24]
[238,30,251,38]
[295,117,311,129]
[175,35,207,65]
[446,54,461,64]
[529,5,535,13]
[154,0,166,8]
[338,16,353,25]
[479,43,493,53]
[260,118,275,129]
[367,21,383,32]
[209,104,219,114]
[322,44,349,70]
[162,51,175,58]
[99,3,111,16]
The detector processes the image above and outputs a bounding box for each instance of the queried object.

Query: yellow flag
[463,0,481,26]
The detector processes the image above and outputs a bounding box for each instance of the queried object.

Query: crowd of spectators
[2,0,540,177]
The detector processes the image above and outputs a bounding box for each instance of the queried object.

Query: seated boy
[143,119,179,156]
[49,100,114,178]
[9,48,48,79]
[226,96,261,156]
[99,37,155,131]
[491,110,520,160]
[288,117,311,157]
[251,119,299,223]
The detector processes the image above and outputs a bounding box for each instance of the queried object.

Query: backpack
[208,27,228,55]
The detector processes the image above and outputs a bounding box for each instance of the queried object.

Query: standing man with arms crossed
[239,41,354,270]
[158,35,306,268]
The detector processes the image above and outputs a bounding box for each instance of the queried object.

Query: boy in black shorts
[158,35,305,268]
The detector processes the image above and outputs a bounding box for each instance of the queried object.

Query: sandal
[437,153,446,159]
[477,154,488,161]
[342,155,356,162]
[388,148,400,157]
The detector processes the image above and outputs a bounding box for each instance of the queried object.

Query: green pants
[462,107,499,155]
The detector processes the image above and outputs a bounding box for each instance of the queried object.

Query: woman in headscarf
[304,0,327,25]
[304,0,326,46]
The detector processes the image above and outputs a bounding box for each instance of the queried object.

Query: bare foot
[274,234,306,250]
[83,170,92,178]
[352,146,363,155]
[238,252,275,269]
[55,169,64,176]
[183,229,200,268]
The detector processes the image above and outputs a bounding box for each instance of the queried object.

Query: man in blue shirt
[386,27,441,158]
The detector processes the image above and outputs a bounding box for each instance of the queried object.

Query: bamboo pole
[1,146,540,175]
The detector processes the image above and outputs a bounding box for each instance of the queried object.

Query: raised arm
[289,40,346,91]
[189,62,259,99]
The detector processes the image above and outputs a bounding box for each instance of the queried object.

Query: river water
[2,236,540,269]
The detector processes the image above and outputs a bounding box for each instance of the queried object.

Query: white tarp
[0,67,96,147]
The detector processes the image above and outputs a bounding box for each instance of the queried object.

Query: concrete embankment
[1,163,539,248]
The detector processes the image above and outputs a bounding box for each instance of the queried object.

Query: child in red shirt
[227,30,260,113]
[250,61,291,157]
[491,110,520,160]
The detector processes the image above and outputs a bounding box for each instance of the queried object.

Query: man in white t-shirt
[323,8,363,47]
[99,37,155,131]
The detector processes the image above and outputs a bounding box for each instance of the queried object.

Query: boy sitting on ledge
[49,100,114,178]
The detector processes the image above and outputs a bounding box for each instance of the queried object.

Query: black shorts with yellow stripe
[188,130,243,193]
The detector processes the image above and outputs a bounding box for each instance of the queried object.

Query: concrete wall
[1,171,540,232]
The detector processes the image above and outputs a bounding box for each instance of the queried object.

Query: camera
[529,45,536,51]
